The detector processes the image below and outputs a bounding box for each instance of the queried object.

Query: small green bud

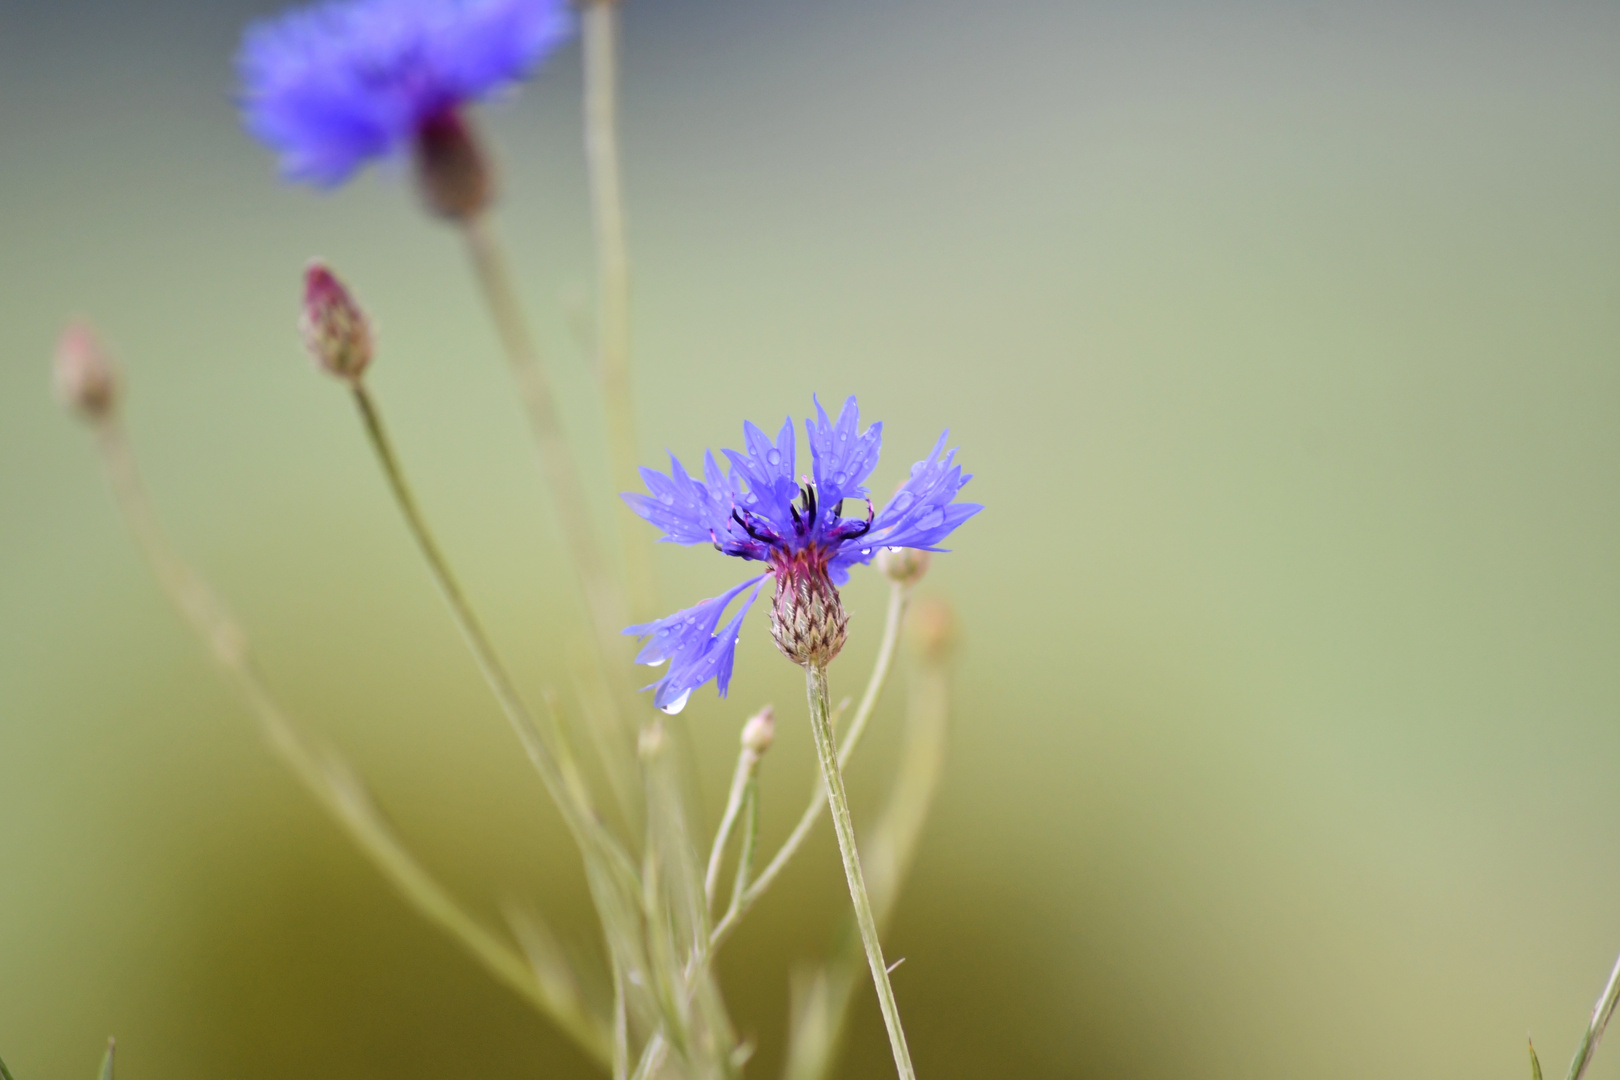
[740,706,775,756]
[875,546,931,586]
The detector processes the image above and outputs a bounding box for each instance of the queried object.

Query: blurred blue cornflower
[236,0,572,188]
[625,397,980,714]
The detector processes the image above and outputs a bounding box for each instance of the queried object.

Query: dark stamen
[732,508,775,546]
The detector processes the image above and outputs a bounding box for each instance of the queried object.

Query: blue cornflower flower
[236,0,572,191]
[624,396,980,714]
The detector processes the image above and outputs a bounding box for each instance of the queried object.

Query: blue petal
[624,574,769,714]
[621,450,735,546]
[806,395,882,509]
[861,430,982,553]
[723,417,799,536]
[237,0,573,186]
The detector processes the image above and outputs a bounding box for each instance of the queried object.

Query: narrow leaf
[98,1039,115,1080]
[1530,1036,1543,1080]
[0,1050,16,1080]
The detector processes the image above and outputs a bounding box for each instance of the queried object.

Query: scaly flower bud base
[769,553,848,669]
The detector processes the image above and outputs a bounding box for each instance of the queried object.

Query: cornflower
[624,396,980,713]
[236,0,571,212]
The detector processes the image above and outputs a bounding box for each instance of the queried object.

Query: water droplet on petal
[891,491,915,513]
[918,509,945,530]
[910,462,925,477]
[834,472,846,486]
[660,493,675,505]
[660,689,693,715]
[766,449,782,466]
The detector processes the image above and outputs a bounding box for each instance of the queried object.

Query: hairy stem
[90,418,612,1067]
[711,583,909,946]
[804,664,916,1080]
[460,215,641,819]
[1565,948,1620,1080]
[581,0,654,619]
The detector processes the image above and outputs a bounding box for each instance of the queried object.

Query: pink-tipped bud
[908,598,957,661]
[300,262,373,382]
[740,706,776,756]
[53,321,119,421]
[413,110,494,221]
[875,546,931,586]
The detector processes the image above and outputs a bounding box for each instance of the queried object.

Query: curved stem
[460,216,641,819]
[711,582,909,946]
[351,387,536,752]
[582,0,654,619]
[90,417,612,1067]
[804,664,916,1080]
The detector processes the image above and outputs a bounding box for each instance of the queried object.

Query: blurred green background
[3,0,1620,1076]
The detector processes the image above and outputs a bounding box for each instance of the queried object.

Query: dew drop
[660,689,693,716]
[766,449,782,466]
[660,493,675,505]
[917,508,945,530]
[834,472,847,486]
[890,491,915,513]
[910,462,925,477]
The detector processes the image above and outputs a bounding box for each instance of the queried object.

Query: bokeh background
[3,0,1620,1076]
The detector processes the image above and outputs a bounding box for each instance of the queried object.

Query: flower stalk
[581,0,655,618]
[76,403,610,1066]
[458,217,643,818]
[804,663,916,1080]
[710,581,910,948]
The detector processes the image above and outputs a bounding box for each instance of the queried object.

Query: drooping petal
[806,394,882,509]
[624,574,769,713]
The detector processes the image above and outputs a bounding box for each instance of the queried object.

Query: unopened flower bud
[53,322,120,422]
[875,546,931,586]
[740,706,775,756]
[414,110,494,221]
[300,262,372,382]
[770,559,848,669]
[908,598,957,661]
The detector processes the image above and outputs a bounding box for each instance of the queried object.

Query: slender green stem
[786,610,952,1080]
[0,1050,14,1080]
[612,962,629,1080]
[351,387,637,862]
[804,663,916,1080]
[581,0,654,619]
[711,583,909,947]
[1565,948,1620,1080]
[459,215,641,819]
[705,741,760,909]
[89,417,612,1068]
[629,1034,665,1080]
[723,781,760,924]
